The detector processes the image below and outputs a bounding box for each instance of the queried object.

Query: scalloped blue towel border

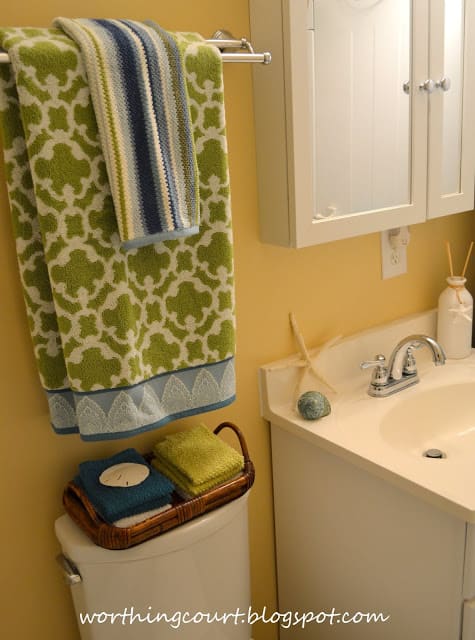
[48,358,235,441]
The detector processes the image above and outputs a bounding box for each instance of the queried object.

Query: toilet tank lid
[55,493,249,564]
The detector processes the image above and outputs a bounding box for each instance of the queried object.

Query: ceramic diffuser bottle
[437,242,474,359]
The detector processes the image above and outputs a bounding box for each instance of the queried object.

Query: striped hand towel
[55,18,200,249]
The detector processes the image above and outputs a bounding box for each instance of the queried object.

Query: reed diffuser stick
[446,241,454,277]
[462,241,474,278]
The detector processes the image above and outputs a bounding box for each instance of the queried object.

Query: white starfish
[267,313,340,406]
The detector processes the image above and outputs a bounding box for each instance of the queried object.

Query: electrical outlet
[381,227,410,279]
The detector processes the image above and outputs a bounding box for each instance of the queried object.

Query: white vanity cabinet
[270,424,475,640]
[260,310,475,639]
[250,0,475,248]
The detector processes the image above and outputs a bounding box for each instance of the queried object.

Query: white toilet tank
[55,493,251,640]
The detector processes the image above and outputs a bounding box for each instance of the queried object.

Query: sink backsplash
[259,310,438,412]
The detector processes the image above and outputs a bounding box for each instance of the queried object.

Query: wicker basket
[62,421,255,550]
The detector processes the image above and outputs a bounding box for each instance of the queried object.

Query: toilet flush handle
[56,554,82,585]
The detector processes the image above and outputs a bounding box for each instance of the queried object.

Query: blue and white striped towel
[55,18,200,248]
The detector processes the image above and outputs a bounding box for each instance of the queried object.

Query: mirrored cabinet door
[312,0,413,221]
[427,0,475,218]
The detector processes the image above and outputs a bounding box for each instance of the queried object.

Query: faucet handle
[360,354,388,385]
[360,354,386,369]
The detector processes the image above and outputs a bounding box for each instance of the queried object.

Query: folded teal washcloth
[78,448,174,523]
[152,424,244,496]
[55,17,199,248]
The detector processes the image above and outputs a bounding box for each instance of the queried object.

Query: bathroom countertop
[259,310,475,523]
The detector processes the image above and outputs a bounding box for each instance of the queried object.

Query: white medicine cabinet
[250,0,475,248]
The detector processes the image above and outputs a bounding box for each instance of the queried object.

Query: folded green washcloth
[152,457,240,497]
[152,424,244,496]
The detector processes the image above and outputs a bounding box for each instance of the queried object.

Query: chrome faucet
[360,334,446,397]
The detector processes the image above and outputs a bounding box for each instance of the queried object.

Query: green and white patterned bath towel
[0,27,235,440]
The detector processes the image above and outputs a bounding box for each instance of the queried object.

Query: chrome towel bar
[0,29,271,65]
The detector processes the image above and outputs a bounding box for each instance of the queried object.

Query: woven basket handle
[214,421,250,462]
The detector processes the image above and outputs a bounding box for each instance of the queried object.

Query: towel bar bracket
[209,29,271,64]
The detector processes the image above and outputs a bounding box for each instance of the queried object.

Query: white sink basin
[380,383,475,459]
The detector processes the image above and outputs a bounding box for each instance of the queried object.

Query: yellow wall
[0,2,474,639]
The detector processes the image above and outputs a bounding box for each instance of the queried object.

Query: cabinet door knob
[419,79,436,93]
[436,77,451,92]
